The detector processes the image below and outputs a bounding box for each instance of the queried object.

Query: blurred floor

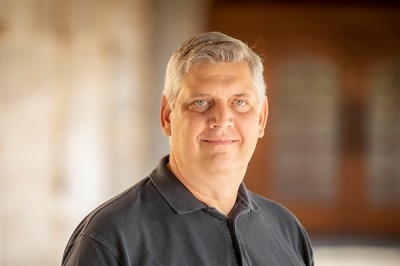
[314,243,400,266]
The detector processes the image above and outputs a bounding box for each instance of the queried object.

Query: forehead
[181,61,254,93]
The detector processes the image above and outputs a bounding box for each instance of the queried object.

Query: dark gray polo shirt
[62,155,314,265]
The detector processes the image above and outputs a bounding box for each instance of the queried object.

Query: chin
[204,154,247,171]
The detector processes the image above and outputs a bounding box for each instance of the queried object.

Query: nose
[208,103,234,129]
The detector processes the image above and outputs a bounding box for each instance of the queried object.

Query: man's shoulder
[247,191,301,225]
[245,191,314,265]
[62,177,160,264]
[247,190,312,248]
[248,191,288,211]
[69,177,159,237]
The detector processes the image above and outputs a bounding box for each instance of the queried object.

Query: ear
[258,96,268,138]
[160,95,172,136]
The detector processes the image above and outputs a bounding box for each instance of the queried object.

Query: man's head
[163,31,266,109]
[160,31,268,180]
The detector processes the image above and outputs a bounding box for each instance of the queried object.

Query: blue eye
[195,100,206,106]
[189,99,210,113]
[235,99,245,106]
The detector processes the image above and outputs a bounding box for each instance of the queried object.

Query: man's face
[161,61,268,175]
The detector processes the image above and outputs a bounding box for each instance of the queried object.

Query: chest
[121,211,305,266]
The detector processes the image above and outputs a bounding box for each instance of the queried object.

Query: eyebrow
[189,92,211,98]
[233,93,252,98]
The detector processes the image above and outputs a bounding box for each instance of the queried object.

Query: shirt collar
[238,181,260,212]
[150,155,259,214]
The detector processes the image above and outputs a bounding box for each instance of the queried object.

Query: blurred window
[367,59,400,206]
[274,56,340,203]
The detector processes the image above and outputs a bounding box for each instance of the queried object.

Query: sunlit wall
[0,0,209,265]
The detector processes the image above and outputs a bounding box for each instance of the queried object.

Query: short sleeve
[62,234,122,266]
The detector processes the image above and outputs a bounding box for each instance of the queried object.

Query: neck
[167,154,245,216]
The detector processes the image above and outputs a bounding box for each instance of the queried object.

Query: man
[62,31,314,265]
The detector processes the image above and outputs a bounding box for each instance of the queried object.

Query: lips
[201,138,238,145]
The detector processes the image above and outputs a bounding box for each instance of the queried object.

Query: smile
[202,139,237,145]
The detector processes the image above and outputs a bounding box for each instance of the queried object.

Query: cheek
[237,116,261,139]
[171,112,201,138]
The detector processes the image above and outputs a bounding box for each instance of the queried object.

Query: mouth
[201,138,238,145]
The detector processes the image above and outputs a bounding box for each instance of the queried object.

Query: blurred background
[0,0,399,265]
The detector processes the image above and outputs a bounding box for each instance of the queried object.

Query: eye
[188,99,211,112]
[235,99,246,106]
[194,100,207,106]
[231,98,251,113]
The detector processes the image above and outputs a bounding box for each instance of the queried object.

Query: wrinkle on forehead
[183,62,253,88]
[189,61,251,78]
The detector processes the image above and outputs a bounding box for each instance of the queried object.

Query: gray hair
[163,31,266,108]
